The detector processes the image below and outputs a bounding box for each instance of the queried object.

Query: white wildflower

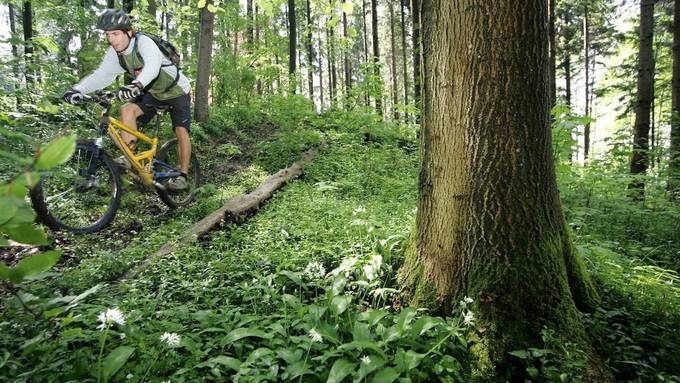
[463,310,475,326]
[119,333,127,340]
[459,296,474,308]
[96,308,126,330]
[308,328,323,343]
[160,332,181,348]
[362,254,383,281]
[353,206,366,214]
[360,355,371,364]
[303,261,326,280]
[126,373,134,380]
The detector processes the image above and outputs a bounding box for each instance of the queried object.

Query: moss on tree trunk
[397,0,605,379]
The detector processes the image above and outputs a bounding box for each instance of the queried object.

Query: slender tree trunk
[669,0,680,199]
[398,1,602,378]
[629,0,656,197]
[165,1,172,41]
[107,0,115,8]
[583,4,591,161]
[330,1,338,103]
[288,0,297,94]
[247,0,254,46]
[549,0,556,107]
[195,1,215,122]
[562,10,572,107]
[23,1,34,86]
[148,0,157,21]
[362,0,370,106]
[411,0,421,122]
[123,0,133,13]
[327,23,336,104]
[400,0,409,115]
[256,4,263,95]
[389,0,398,120]
[371,0,382,117]
[307,0,315,100]
[342,0,351,100]
[9,3,18,59]
[318,18,325,108]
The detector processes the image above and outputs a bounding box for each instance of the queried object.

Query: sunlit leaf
[35,135,76,170]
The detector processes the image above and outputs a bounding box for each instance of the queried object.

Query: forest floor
[1,102,680,382]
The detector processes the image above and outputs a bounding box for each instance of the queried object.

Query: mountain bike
[30,91,201,234]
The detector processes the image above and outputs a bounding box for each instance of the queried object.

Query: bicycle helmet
[96,9,132,31]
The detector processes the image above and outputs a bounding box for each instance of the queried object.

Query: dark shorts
[135,93,192,133]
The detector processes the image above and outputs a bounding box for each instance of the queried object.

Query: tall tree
[307,0,315,100]
[583,3,591,160]
[195,1,215,122]
[288,0,298,94]
[670,0,680,199]
[247,0,254,46]
[629,0,656,196]
[410,0,421,121]
[371,0,382,116]
[123,0,133,13]
[549,0,556,107]
[9,3,18,60]
[362,0,370,105]
[23,1,34,86]
[389,0,398,119]
[148,0,157,21]
[400,0,409,113]
[107,0,115,8]
[342,0,351,97]
[397,0,600,377]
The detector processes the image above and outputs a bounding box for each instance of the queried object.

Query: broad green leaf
[327,358,356,383]
[285,360,314,380]
[403,350,425,370]
[371,367,399,383]
[396,307,417,335]
[35,135,76,170]
[0,149,32,166]
[279,270,302,285]
[508,350,530,359]
[207,3,217,12]
[330,295,352,316]
[198,355,241,370]
[258,0,274,16]
[411,316,442,337]
[222,327,270,345]
[10,251,61,283]
[100,346,135,381]
[197,0,206,8]
[0,238,7,247]
[341,2,353,14]
[355,355,385,382]
[0,197,19,225]
[0,262,10,281]
[3,205,35,227]
[3,224,48,246]
[358,309,388,326]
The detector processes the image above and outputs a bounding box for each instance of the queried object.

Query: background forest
[1,0,679,382]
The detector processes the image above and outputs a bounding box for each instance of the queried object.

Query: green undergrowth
[2,100,680,382]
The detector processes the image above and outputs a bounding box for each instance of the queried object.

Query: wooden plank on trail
[119,143,324,281]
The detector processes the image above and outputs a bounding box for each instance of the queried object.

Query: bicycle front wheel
[155,138,201,208]
[30,141,123,234]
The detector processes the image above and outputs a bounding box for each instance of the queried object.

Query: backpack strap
[117,32,180,93]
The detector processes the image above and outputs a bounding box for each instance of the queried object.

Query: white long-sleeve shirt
[73,35,190,98]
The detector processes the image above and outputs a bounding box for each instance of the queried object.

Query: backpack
[117,31,181,92]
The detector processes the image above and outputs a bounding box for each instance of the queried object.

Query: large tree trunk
[389,0,398,120]
[549,0,556,107]
[371,0,382,117]
[629,0,656,196]
[411,0,421,122]
[195,1,215,122]
[9,3,18,60]
[397,0,601,378]
[583,4,591,161]
[669,0,680,199]
[307,0,315,100]
[288,0,298,94]
[400,0,409,114]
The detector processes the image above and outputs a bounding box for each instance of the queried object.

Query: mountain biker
[62,9,192,191]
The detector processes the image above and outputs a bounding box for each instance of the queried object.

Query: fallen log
[119,143,324,280]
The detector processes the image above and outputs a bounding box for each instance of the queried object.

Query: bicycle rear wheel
[30,141,123,234]
[154,138,201,208]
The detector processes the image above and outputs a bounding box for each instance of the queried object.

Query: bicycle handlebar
[81,91,118,106]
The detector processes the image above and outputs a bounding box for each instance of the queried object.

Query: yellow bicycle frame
[106,116,159,186]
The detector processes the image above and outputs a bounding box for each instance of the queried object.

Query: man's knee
[121,103,143,120]
[175,126,190,137]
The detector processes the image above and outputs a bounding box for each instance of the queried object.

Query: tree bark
[389,0,398,120]
[629,0,656,196]
[411,0,421,122]
[307,0,315,100]
[123,0,133,13]
[256,4,263,95]
[563,8,573,107]
[362,0,370,106]
[549,0,556,108]
[107,0,115,8]
[148,0,157,21]
[329,1,338,103]
[371,0,382,116]
[9,3,18,60]
[400,0,409,114]
[397,0,601,378]
[22,1,34,86]
[288,0,298,94]
[669,0,680,199]
[247,0,254,46]
[342,0,351,99]
[583,4,591,161]
[195,1,215,122]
